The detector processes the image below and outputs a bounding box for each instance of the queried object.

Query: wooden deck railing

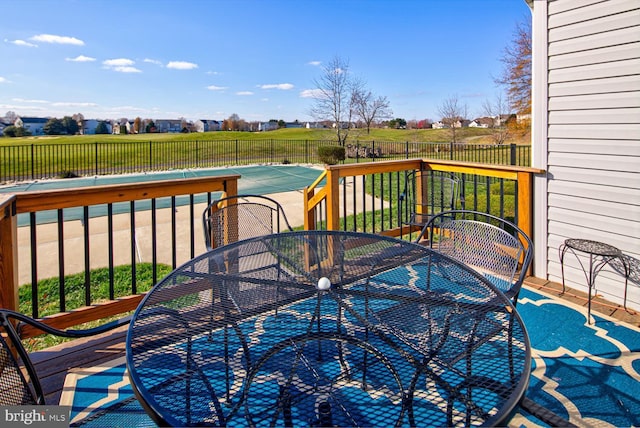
[304,158,545,246]
[1,159,545,339]
[0,175,239,337]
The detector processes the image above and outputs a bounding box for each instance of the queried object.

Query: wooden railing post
[517,171,534,275]
[325,168,341,231]
[0,195,19,311]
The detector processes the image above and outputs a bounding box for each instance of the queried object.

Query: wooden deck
[32,277,639,406]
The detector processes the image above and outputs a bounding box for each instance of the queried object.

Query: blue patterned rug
[61,286,640,427]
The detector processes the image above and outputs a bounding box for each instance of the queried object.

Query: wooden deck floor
[32,277,639,406]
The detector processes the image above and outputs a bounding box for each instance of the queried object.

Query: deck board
[30,278,639,405]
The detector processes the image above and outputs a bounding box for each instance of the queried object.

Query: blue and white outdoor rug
[60,286,640,427]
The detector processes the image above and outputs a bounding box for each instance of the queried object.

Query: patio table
[559,238,628,323]
[126,230,531,427]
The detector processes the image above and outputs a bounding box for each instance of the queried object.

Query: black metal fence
[0,139,530,183]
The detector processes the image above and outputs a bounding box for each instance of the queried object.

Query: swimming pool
[1,164,325,225]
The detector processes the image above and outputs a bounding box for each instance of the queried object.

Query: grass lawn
[20,263,172,351]
[1,127,510,145]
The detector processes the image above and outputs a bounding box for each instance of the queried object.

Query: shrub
[58,170,79,178]
[317,145,346,165]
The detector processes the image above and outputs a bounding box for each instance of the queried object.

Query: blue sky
[0,0,531,123]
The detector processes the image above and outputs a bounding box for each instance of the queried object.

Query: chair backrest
[202,194,294,250]
[0,311,45,405]
[0,309,131,407]
[419,210,533,304]
[401,170,459,228]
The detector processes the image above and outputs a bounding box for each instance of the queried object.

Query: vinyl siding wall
[543,0,640,310]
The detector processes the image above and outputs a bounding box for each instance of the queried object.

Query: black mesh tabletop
[126,230,531,427]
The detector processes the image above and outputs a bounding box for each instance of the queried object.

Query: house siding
[539,0,640,310]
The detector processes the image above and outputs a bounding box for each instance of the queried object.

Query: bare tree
[4,111,17,123]
[310,56,355,145]
[352,86,392,135]
[437,95,468,143]
[482,93,511,145]
[495,20,531,115]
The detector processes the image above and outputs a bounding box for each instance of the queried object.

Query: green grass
[335,172,517,235]
[1,127,530,181]
[20,263,172,351]
[0,127,498,146]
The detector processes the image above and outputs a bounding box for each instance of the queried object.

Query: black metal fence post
[31,144,35,180]
[510,143,517,166]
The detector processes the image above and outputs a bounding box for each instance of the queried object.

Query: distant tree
[62,116,79,135]
[482,93,511,145]
[133,117,142,133]
[351,86,392,134]
[277,120,285,128]
[222,113,244,131]
[495,20,531,116]
[95,121,109,134]
[145,120,156,133]
[388,118,407,129]
[3,125,31,137]
[44,118,66,135]
[4,111,17,123]
[72,113,85,134]
[417,119,433,129]
[310,56,356,145]
[438,95,468,143]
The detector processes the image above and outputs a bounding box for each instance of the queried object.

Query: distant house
[431,121,445,129]
[194,120,221,132]
[155,119,182,133]
[14,117,48,135]
[112,119,132,135]
[258,122,278,132]
[469,118,491,128]
[0,121,9,134]
[305,122,326,129]
[82,119,99,135]
[285,121,304,129]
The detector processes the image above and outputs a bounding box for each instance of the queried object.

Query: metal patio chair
[399,170,459,241]
[202,194,294,250]
[418,210,533,305]
[0,309,131,406]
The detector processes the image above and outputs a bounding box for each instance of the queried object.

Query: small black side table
[559,238,623,323]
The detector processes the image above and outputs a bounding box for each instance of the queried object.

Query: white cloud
[144,58,163,66]
[206,70,221,75]
[167,61,198,70]
[30,34,84,46]
[236,91,254,96]
[207,85,227,91]
[13,98,48,103]
[6,39,38,47]
[103,58,141,73]
[0,77,7,83]
[103,58,135,67]
[300,89,324,99]
[66,55,96,62]
[308,61,321,66]
[260,83,294,90]
[52,102,98,107]
[114,66,142,73]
